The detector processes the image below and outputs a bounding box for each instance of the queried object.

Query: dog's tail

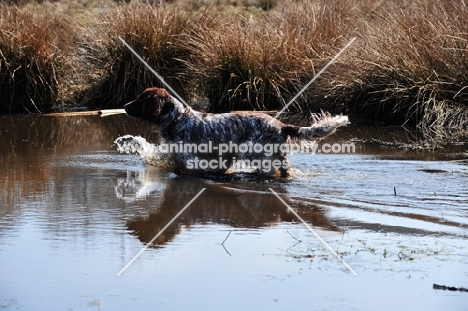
[282,113,349,140]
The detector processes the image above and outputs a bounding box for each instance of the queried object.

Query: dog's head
[124,87,174,124]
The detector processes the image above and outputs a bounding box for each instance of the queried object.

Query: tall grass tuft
[184,0,357,112]
[324,0,468,132]
[0,5,74,113]
[79,3,200,109]
[185,14,290,112]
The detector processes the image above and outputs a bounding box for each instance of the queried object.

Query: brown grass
[76,3,205,109]
[183,1,358,112]
[0,0,467,137]
[317,0,468,132]
[0,5,75,112]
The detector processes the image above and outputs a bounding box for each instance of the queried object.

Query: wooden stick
[98,109,126,117]
[44,109,126,117]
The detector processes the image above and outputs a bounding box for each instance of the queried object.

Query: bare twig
[287,230,302,243]
[269,188,357,275]
[221,230,232,256]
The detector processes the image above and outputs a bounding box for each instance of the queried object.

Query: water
[0,114,467,310]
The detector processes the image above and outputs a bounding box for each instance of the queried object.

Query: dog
[124,87,348,177]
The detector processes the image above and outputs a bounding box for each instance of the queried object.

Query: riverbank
[0,0,467,137]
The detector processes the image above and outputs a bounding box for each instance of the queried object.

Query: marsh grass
[77,3,200,108]
[1,0,467,137]
[184,1,357,112]
[0,5,74,113]
[322,0,468,132]
[184,14,291,112]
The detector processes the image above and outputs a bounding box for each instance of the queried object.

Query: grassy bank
[0,0,467,136]
[0,5,75,112]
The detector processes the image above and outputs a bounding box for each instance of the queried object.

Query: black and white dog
[124,87,348,177]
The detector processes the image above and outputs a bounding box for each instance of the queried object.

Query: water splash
[114,135,171,167]
[114,168,166,203]
[114,135,309,177]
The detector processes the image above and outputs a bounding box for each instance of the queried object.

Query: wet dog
[124,87,348,177]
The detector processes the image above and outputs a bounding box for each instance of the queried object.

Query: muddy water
[0,114,467,310]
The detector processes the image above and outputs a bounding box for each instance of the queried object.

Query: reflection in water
[0,114,156,239]
[115,167,167,202]
[0,114,467,310]
[0,114,338,244]
[1,114,467,243]
[119,169,339,247]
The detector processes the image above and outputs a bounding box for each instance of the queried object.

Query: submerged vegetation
[0,0,467,136]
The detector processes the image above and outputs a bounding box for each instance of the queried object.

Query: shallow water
[0,114,467,310]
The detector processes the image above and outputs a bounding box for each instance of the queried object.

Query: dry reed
[321,0,468,132]
[77,3,202,109]
[184,0,358,112]
[0,0,467,137]
[0,5,75,113]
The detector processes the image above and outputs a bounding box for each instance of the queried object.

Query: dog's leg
[278,157,291,178]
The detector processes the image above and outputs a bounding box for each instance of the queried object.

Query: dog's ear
[139,91,161,123]
[124,87,174,124]
[143,88,174,124]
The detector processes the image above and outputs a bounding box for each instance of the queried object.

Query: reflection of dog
[124,87,348,177]
[125,177,339,247]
